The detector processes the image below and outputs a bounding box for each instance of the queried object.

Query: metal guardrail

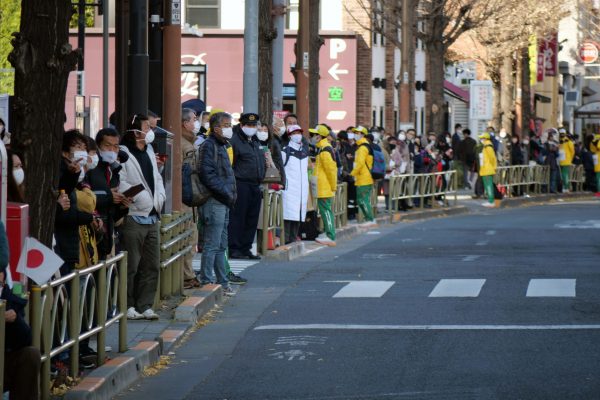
[388,171,458,218]
[569,165,585,192]
[332,183,348,228]
[29,252,128,400]
[493,165,586,197]
[158,212,194,302]
[260,188,285,255]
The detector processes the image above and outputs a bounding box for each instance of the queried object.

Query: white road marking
[366,231,381,235]
[329,281,395,298]
[555,220,600,229]
[269,349,315,360]
[461,255,481,262]
[476,240,488,246]
[526,279,576,297]
[275,336,327,346]
[256,324,600,331]
[485,230,496,235]
[429,279,486,297]
[193,258,258,273]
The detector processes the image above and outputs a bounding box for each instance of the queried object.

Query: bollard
[118,252,128,353]
[69,270,81,377]
[96,260,107,366]
[41,286,52,400]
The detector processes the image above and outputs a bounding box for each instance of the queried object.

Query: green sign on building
[328,86,344,102]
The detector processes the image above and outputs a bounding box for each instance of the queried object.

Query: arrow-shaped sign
[328,63,348,81]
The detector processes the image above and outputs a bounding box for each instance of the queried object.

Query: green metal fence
[388,171,458,218]
[260,188,285,255]
[158,211,194,303]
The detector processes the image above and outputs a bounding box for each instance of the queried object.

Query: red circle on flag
[27,249,44,269]
[579,42,599,64]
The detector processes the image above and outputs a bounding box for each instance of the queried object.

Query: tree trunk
[489,67,501,130]
[258,0,274,126]
[426,39,446,134]
[500,55,514,133]
[308,0,322,128]
[8,0,78,246]
[520,46,532,134]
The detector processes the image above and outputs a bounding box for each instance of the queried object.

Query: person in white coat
[118,114,166,321]
[281,125,309,244]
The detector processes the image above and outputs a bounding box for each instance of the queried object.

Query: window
[186,0,219,28]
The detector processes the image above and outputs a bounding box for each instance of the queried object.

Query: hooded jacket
[315,138,338,198]
[559,137,575,166]
[479,139,497,177]
[351,137,374,186]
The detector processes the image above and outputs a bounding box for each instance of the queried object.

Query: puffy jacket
[281,141,309,221]
[118,144,166,217]
[479,140,497,177]
[229,125,266,184]
[315,138,338,198]
[199,135,237,208]
[559,139,575,166]
[351,138,374,186]
[591,136,600,173]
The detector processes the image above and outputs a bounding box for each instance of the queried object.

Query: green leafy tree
[0,0,21,94]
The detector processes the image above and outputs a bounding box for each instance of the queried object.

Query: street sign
[171,0,181,25]
[579,41,599,64]
[469,80,493,120]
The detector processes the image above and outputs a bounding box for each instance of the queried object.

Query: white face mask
[13,168,24,185]
[87,154,99,170]
[73,150,89,167]
[99,150,118,164]
[372,132,381,143]
[222,127,233,140]
[192,120,201,134]
[242,126,257,137]
[347,133,355,140]
[277,126,286,136]
[398,134,406,141]
[499,130,507,139]
[145,129,155,144]
[257,130,269,142]
[290,134,303,144]
[354,133,363,141]
[203,122,210,130]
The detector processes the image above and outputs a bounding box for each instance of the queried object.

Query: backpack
[182,141,217,207]
[360,143,386,179]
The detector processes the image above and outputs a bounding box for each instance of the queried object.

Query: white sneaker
[359,221,378,228]
[127,307,144,320]
[481,202,495,208]
[142,308,159,320]
[315,234,336,247]
[223,286,236,297]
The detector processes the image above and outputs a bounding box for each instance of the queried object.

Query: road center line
[485,230,496,235]
[476,240,488,246]
[254,324,600,331]
[462,255,481,262]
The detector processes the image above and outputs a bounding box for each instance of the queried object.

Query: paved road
[118,201,600,400]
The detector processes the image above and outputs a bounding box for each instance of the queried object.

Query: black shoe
[227,272,248,285]
[229,252,249,259]
[80,344,97,357]
[79,355,97,369]
[246,253,261,260]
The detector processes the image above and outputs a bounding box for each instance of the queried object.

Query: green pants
[482,175,495,204]
[560,166,570,190]
[318,197,336,240]
[356,185,374,222]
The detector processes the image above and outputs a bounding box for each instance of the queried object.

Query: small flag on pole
[16,237,64,285]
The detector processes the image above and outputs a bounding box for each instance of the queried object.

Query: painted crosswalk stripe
[526,279,576,297]
[192,258,258,274]
[429,279,486,297]
[255,324,600,331]
[461,255,481,262]
[328,281,395,298]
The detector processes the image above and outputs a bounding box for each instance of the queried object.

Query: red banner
[537,32,558,81]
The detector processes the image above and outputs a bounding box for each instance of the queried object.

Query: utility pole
[127,0,149,117]
[148,0,164,117]
[244,1,259,114]
[115,0,129,132]
[399,0,413,127]
[272,0,286,113]
[295,0,320,130]
[102,0,109,127]
[163,0,182,211]
[77,0,86,96]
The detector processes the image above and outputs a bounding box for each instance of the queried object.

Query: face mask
[446,137,451,144]
[145,129,155,144]
[242,126,257,137]
[347,133,355,140]
[99,150,118,164]
[87,154,99,170]
[192,120,201,134]
[389,144,397,151]
[203,122,210,130]
[222,127,233,140]
[278,126,286,136]
[523,140,530,145]
[290,134,303,144]
[13,168,24,185]
[512,139,518,144]
[372,133,381,143]
[78,169,85,183]
[500,131,507,139]
[257,130,269,142]
[354,134,363,141]
[73,150,88,167]
[398,134,406,141]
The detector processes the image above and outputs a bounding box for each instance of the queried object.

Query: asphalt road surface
[118,200,600,400]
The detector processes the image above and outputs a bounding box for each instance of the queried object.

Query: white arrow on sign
[328,63,348,81]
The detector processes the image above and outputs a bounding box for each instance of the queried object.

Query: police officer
[228,113,266,259]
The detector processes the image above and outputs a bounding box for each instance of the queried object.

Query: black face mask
[389,144,396,151]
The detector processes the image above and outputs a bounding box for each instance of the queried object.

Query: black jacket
[2,284,32,352]
[86,158,128,257]
[270,135,286,186]
[229,125,266,184]
[55,159,94,264]
[199,135,237,208]
[459,137,477,167]
[511,143,524,165]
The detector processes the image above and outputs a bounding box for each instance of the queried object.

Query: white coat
[281,141,309,222]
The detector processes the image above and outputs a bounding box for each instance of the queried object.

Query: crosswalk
[192,255,258,275]
[328,279,579,298]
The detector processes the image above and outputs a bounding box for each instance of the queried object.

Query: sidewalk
[65,188,598,399]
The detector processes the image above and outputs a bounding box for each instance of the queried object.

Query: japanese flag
[16,237,64,285]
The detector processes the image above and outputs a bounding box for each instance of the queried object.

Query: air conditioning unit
[565,91,579,106]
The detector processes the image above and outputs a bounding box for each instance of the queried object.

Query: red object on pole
[6,203,29,281]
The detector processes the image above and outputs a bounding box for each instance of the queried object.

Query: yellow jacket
[559,139,575,166]
[351,138,374,186]
[591,137,600,173]
[479,140,497,177]
[315,138,338,198]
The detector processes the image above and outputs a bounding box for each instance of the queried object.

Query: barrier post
[159,214,172,301]
[96,260,107,366]
[119,252,128,353]
[40,287,52,400]
[278,193,285,245]
[261,188,270,255]
[69,270,80,376]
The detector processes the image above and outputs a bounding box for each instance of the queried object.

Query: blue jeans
[199,198,230,288]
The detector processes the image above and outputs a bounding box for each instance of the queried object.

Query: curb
[65,285,223,400]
